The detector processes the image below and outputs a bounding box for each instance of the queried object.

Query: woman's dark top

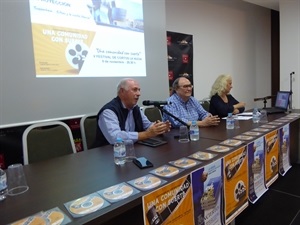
[209,93,245,118]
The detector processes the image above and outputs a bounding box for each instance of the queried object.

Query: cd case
[64,193,110,218]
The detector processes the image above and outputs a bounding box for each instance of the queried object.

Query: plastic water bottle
[226,113,234,129]
[114,138,126,165]
[0,168,7,201]
[252,108,260,123]
[190,121,199,141]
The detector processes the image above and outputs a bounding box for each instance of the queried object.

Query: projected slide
[29,0,145,77]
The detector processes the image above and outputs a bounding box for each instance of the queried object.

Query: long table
[0,111,299,225]
[0,132,223,225]
[199,111,300,163]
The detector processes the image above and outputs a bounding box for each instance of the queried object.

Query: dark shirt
[94,97,144,147]
[209,94,245,118]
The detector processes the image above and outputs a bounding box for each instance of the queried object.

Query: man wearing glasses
[163,77,220,128]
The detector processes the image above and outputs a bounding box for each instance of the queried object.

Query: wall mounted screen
[29,0,146,78]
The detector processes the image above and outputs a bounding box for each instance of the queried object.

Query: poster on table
[142,175,194,225]
[278,124,292,176]
[264,129,279,187]
[247,137,268,204]
[191,158,224,225]
[223,146,248,225]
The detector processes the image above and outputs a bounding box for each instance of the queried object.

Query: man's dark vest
[93,97,144,147]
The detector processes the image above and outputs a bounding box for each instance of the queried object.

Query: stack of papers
[222,112,253,120]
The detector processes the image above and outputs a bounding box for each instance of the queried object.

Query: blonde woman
[209,74,245,118]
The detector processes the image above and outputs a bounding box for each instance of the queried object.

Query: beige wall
[165,0,272,110]
[280,0,300,109]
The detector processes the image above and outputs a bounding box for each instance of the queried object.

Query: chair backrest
[22,121,76,165]
[80,114,98,151]
[144,107,163,122]
[200,100,210,111]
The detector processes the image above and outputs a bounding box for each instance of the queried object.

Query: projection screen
[0,0,169,127]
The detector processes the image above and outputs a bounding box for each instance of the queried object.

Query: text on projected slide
[29,0,146,77]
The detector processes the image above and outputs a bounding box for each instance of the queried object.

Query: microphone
[265,95,276,100]
[254,95,275,102]
[254,97,264,101]
[142,100,171,106]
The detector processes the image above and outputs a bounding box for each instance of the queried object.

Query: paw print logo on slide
[65,42,89,71]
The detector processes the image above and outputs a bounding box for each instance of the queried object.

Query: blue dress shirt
[163,93,209,128]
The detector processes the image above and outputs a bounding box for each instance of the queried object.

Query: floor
[235,163,300,225]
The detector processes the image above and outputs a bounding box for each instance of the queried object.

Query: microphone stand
[254,95,275,109]
[289,72,294,112]
[154,105,188,127]
[263,98,267,109]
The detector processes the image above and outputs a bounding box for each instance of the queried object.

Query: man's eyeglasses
[179,84,193,89]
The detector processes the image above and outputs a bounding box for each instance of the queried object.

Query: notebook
[263,91,290,114]
[138,138,167,147]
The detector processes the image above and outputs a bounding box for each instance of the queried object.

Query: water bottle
[226,113,234,129]
[0,168,7,201]
[252,108,260,123]
[114,138,126,165]
[190,121,199,141]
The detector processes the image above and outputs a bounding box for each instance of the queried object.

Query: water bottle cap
[192,121,197,125]
[116,137,123,142]
[228,113,232,116]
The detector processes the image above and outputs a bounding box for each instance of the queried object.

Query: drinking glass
[233,115,240,129]
[259,110,268,123]
[124,140,136,162]
[178,126,190,143]
[7,164,29,196]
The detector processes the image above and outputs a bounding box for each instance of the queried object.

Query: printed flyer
[143,175,194,225]
[247,137,268,204]
[278,124,291,175]
[264,130,279,187]
[191,159,223,225]
[223,146,248,224]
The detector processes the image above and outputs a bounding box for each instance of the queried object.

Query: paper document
[236,116,252,120]
[238,112,253,116]
[223,116,252,120]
